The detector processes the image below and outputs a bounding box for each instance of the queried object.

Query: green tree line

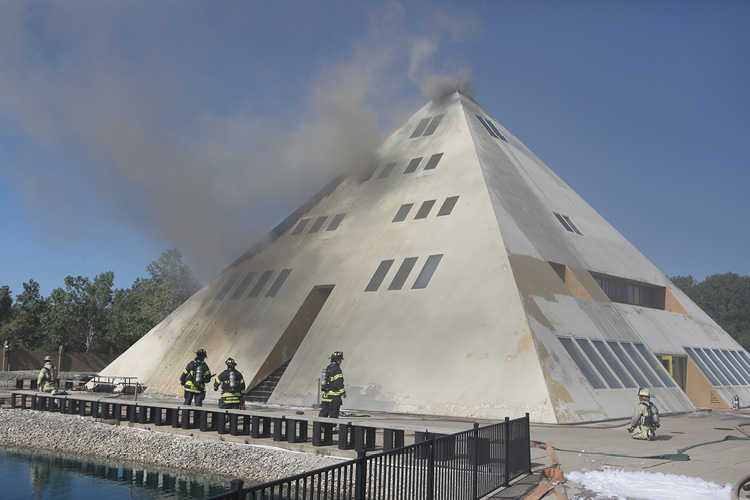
[0,248,201,354]
[671,273,750,351]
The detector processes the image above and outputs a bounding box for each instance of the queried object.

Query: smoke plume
[0,3,477,285]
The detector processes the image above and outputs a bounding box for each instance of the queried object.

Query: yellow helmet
[638,388,651,399]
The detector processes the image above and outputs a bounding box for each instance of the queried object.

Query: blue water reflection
[1,447,232,500]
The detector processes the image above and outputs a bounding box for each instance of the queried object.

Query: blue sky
[1,1,748,298]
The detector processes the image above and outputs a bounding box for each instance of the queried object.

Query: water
[0,446,234,500]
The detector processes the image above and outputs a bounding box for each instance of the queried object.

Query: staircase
[245,359,292,404]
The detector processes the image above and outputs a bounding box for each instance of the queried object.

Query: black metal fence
[208,414,531,500]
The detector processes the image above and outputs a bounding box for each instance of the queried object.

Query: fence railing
[207,414,531,500]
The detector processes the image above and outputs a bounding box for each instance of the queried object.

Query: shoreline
[0,408,343,486]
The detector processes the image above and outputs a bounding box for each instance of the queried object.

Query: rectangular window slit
[412,254,443,289]
[214,273,240,301]
[248,270,275,298]
[392,204,414,223]
[414,200,436,219]
[308,216,328,234]
[388,257,418,291]
[423,153,444,170]
[291,219,310,236]
[266,269,292,297]
[326,214,346,231]
[423,114,444,136]
[230,272,256,300]
[365,260,395,292]
[378,163,396,179]
[403,157,423,174]
[437,196,459,216]
[410,118,430,138]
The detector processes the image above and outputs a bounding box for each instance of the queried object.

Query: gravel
[0,407,343,485]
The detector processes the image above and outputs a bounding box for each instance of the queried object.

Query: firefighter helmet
[638,388,651,399]
[195,349,207,359]
[330,351,344,361]
[43,356,53,362]
[225,357,237,367]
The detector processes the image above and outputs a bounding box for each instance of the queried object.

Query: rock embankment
[0,409,342,484]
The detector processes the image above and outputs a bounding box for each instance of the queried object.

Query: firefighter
[318,351,346,419]
[213,357,245,409]
[179,349,213,406]
[628,388,660,441]
[37,355,58,393]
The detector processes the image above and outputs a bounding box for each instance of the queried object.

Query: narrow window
[410,118,430,138]
[403,157,423,174]
[705,349,739,385]
[553,212,574,232]
[622,343,664,387]
[634,343,677,388]
[423,153,444,170]
[266,269,292,297]
[412,254,443,289]
[326,213,346,231]
[685,347,722,386]
[475,114,499,139]
[308,216,328,234]
[423,114,444,136]
[645,352,679,387]
[437,196,459,216]
[365,260,395,292]
[563,215,583,235]
[575,338,622,388]
[414,200,436,220]
[230,272,257,300]
[388,257,418,291]
[248,270,275,298]
[291,219,310,236]
[592,340,637,388]
[559,337,605,389]
[485,120,508,142]
[717,349,749,385]
[392,203,414,223]
[378,162,396,179]
[214,273,240,301]
[728,351,750,382]
[607,341,650,387]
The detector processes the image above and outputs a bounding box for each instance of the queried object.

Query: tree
[107,249,200,353]
[671,273,750,351]
[44,272,114,352]
[0,285,12,326]
[0,280,49,350]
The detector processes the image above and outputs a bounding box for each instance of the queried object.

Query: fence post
[472,422,479,500]
[504,417,510,486]
[355,449,367,500]
[426,438,435,500]
[230,478,244,500]
[525,413,532,474]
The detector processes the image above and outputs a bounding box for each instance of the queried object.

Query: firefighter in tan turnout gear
[213,357,245,409]
[628,388,660,441]
[179,349,212,406]
[37,355,58,393]
[319,351,346,419]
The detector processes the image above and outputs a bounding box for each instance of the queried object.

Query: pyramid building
[101,91,750,423]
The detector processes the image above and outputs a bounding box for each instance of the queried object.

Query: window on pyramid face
[378,162,396,179]
[403,157,422,174]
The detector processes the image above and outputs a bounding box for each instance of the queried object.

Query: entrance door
[248,285,334,390]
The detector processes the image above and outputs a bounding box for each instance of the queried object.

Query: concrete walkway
[4,389,749,499]
[526,410,750,499]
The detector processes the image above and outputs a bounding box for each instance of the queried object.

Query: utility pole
[2,341,8,371]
